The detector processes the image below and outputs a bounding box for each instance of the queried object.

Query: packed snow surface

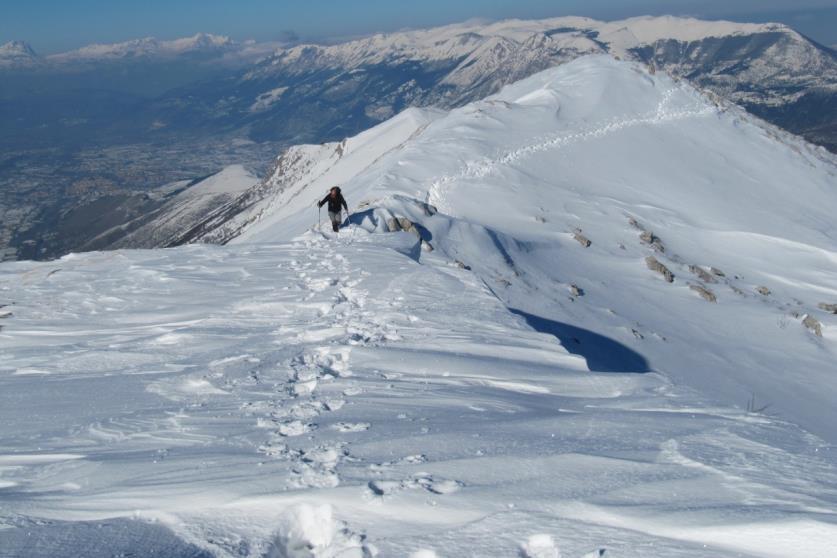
[1,56,836,557]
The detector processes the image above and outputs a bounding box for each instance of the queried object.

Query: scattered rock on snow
[639,230,665,253]
[688,265,716,283]
[690,284,717,303]
[569,284,584,297]
[573,232,592,248]
[645,256,674,283]
[756,286,771,296]
[803,314,823,337]
[818,303,837,314]
[710,267,726,277]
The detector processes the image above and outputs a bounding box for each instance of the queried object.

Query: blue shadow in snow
[510,308,651,373]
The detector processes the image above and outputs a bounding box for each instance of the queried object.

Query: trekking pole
[317,205,321,232]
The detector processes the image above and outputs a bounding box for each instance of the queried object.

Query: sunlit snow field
[1,57,836,557]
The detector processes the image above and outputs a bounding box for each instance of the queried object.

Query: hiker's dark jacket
[319,192,348,214]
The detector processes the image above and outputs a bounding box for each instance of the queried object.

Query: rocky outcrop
[818,303,837,314]
[803,314,823,337]
[690,284,717,303]
[689,265,716,284]
[756,286,771,296]
[639,230,665,253]
[573,231,591,248]
[646,256,674,283]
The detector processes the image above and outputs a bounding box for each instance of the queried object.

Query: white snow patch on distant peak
[186,165,259,197]
[251,86,289,112]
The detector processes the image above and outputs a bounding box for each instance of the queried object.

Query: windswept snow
[231,56,837,445]
[1,56,836,556]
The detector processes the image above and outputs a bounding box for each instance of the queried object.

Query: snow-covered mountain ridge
[3,15,835,264]
[0,33,275,67]
[48,33,237,62]
[203,55,837,443]
[241,15,835,139]
[0,40,41,68]
[1,55,836,557]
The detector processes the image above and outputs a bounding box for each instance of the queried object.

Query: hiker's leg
[329,212,340,232]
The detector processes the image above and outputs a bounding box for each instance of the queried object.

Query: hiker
[317,187,349,232]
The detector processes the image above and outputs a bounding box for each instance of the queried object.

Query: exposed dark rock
[756,286,771,296]
[569,284,584,297]
[639,230,665,253]
[710,267,726,277]
[690,284,717,303]
[645,256,674,283]
[818,303,837,314]
[689,265,716,283]
[573,232,592,248]
[803,314,823,337]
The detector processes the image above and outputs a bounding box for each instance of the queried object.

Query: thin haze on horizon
[3,0,837,53]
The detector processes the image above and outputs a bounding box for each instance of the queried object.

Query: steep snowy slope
[1,56,836,557]
[105,165,260,249]
[225,56,837,444]
[2,230,837,557]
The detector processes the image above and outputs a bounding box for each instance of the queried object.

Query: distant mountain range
[202,15,837,150]
[0,33,279,67]
[1,16,835,261]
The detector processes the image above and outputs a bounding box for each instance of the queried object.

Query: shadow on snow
[510,308,652,373]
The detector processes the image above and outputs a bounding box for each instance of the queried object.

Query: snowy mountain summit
[1,56,836,557]
[47,33,238,62]
[0,40,41,67]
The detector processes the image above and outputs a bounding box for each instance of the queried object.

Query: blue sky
[4,0,837,53]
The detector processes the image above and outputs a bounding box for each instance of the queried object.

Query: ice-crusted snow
[1,56,836,557]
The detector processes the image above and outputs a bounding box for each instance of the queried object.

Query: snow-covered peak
[0,40,41,67]
[0,40,38,57]
[258,14,795,73]
[598,15,784,46]
[224,55,837,445]
[49,37,162,61]
[162,32,235,53]
[2,54,836,556]
[47,33,237,62]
